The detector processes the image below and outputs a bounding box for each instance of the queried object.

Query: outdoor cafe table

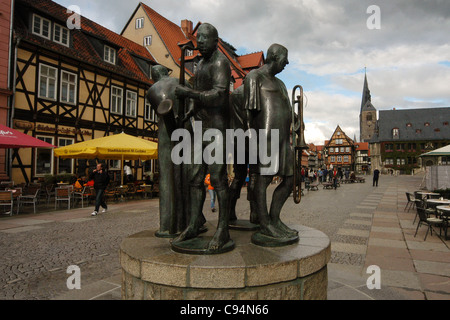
[427,199,450,206]
[416,191,440,199]
[436,205,450,240]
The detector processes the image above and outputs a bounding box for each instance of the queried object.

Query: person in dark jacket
[373,168,380,187]
[89,163,110,216]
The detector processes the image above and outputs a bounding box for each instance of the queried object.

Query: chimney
[181,19,193,35]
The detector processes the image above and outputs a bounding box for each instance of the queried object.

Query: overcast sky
[54,0,450,145]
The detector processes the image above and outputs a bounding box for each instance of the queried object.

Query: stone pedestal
[120,224,331,300]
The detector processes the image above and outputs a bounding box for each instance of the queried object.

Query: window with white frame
[39,64,57,100]
[329,147,334,153]
[32,14,51,39]
[345,147,350,153]
[337,155,342,162]
[104,45,116,64]
[144,35,152,46]
[330,156,335,162]
[126,90,137,117]
[35,136,54,175]
[60,70,77,104]
[54,23,70,46]
[392,128,399,139]
[335,138,343,145]
[144,101,158,122]
[136,17,144,29]
[144,101,151,121]
[111,86,123,114]
[58,138,74,173]
[343,155,349,163]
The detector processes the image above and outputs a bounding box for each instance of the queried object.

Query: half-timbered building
[10,0,159,184]
[325,125,356,171]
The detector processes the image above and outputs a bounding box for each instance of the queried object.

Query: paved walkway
[0,173,449,300]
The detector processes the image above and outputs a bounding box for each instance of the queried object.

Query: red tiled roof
[16,0,156,85]
[139,5,262,89]
[141,3,197,68]
[237,52,264,69]
[355,142,369,150]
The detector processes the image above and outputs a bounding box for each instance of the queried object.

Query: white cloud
[53,0,450,146]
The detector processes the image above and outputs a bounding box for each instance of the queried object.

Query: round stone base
[228,219,260,231]
[171,237,235,255]
[120,223,331,300]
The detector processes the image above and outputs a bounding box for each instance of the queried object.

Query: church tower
[359,70,377,142]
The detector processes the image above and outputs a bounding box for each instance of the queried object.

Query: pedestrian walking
[332,167,338,189]
[89,163,110,216]
[204,174,216,212]
[373,168,380,187]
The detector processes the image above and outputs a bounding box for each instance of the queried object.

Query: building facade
[369,107,450,174]
[10,0,159,184]
[121,3,263,90]
[325,125,355,171]
[0,0,14,181]
[354,142,370,174]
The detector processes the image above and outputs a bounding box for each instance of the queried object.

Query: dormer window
[186,49,193,57]
[32,14,51,39]
[406,123,412,127]
[104,45,116,64]
[54,23,69,47]
[392,128,399,139]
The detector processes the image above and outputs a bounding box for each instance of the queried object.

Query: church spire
[360,68,372,112]
[360,68,375,113]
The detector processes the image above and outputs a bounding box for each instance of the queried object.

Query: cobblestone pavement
[0,173,448,300]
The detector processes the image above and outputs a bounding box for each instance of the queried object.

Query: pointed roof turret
[361,69,376,112]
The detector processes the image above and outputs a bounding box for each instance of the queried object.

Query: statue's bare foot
[207,227,230,252]
[273,220,298,237]
[260,223,287,239]
[172,226,199,243]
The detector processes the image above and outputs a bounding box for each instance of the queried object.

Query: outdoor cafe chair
[18,185,41,214]
[413,200,435,225]
[0,190,13,216]
[405,192,419,212]
[55,187,72,209]
[414,207,443,241]
[72,186,90,208]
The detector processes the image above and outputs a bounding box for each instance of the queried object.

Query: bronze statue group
[146,23,302,254]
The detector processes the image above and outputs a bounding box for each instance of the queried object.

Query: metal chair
[0,190,13,216]
[18,185,41,214]
[55,187,72,209]
[404,192,418,212]
[414,207,443,241]
[72,186,90,208]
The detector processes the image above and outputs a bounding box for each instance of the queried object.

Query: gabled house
[9,0,159,184]
[325,125,355,170]
[121,2,263,90]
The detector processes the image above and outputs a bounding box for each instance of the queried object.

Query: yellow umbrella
[54,133,158,185]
